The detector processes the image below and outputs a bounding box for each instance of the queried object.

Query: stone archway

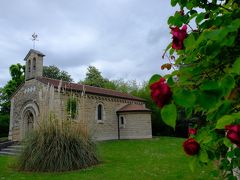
[20,102,39,140]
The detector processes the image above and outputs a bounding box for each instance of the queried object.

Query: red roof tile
[36,77,145,102]
[117,104,151,113]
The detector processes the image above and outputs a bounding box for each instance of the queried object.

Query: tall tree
[0,64,25,137]
[0,64,25,113]
[43,65,73,82]
[81,66,108,87]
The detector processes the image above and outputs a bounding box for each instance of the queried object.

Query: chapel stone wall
[9,79,41,141]
[118,112,152,139]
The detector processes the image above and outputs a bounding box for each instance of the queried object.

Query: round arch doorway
[20,102,39,140]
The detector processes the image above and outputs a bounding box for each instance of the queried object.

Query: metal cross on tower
[31,33,39,49]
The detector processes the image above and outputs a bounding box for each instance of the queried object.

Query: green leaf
[149,74,161,85]
[186,1,194,9]
[161,104,177,129]
[202,135,212,144]
[169,48,175,55]
[184,34,196,50]
[224,138,233,148]
[226,150,235,158]
[199,150,209,163]
[220,75,235,96]
[195,12,205,24]
[189,10,197,15]
[197,91,220,110]
[173,89,196,108]
[167,76,174,86]
[167,16,175,25]
[198,81,223,109]
[207,101,231,121]
[215,114,238,129]
[222,33,237,47]
[171,0,178,6]
[169,12,184,27]
[234,148,240,157]
[185,108,193,119]
[231,57,240,75]
[204,29,228,41]
[189,156,198,172]
[200,80,219,91]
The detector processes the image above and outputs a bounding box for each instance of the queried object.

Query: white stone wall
[118,112,152,139]
[10,80,152,141]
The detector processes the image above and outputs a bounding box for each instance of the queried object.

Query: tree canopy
[0,63,24,113]
[43,65,73,82]
[0,64,25,137]
[80,66,108,87]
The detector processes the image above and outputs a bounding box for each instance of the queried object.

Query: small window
[28,60,31,72]
[33,58,36,70]
[119,115,125,128]
[96,103,105,123]
[97,104,102,120]
[120,116,124,125]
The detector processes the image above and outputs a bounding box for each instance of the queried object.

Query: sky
[0,0,178,87]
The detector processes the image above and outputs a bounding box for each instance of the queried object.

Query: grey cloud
[0,0,178,86]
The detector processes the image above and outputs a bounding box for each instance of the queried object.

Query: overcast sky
[0,0,178,87]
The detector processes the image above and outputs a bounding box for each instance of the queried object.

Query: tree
[0,63,25,137]
[43,65,73,82]
[81,66,108,87]
[0,64,25,113]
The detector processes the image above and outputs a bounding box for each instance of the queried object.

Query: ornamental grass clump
[17,118,99,172]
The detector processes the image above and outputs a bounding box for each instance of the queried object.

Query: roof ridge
[37,76,145,102]
[39,76,139,97]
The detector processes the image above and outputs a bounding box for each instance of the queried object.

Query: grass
[0,137,216,180]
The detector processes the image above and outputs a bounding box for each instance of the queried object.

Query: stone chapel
[8,49,152,141]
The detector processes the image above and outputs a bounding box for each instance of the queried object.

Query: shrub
[150,0,240,178]
[0,113,9,137]
[17,118,99,172]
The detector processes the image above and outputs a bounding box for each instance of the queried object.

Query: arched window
[28,60,31,72]
[97,104,102,120]
[33,58,36,71]
[96,103,105,123]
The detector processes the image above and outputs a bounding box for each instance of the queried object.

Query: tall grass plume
[17,117,99,172]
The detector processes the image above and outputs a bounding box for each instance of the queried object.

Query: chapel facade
[8,49,152,141]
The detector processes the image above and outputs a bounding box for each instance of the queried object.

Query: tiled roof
[117,104,151,113]
[36,77,145,102]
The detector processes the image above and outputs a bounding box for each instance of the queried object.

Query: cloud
[0,0,178,87]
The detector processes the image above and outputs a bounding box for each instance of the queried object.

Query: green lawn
[0,137,215,180]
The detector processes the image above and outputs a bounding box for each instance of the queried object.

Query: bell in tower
[24,49,45,81]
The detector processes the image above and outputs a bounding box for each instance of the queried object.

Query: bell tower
[24,49,45,81]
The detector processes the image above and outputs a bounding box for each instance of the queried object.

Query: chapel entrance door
[24,110,34,137]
